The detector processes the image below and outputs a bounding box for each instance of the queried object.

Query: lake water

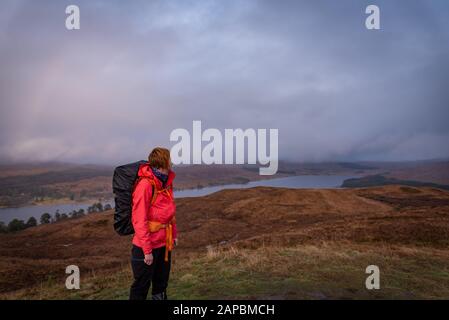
[0,200,115,225]
[174,175,355,197]
[0,175,354,225]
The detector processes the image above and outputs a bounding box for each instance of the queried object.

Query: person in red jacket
[129,147,178,300]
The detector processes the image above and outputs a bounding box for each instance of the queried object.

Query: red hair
[148,147,171,170]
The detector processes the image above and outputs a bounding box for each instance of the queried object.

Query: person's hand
[174,238,178,247]
[144,253,153,266]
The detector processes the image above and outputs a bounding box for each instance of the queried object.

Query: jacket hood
[137,164,176,187]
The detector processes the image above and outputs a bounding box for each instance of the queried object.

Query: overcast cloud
[0,0,448,165]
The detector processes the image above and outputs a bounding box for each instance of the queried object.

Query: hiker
[129,147,178,300]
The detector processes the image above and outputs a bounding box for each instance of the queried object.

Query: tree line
[0,202,113,233]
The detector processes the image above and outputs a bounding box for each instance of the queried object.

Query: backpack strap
[149,179,157,204]
[133,176,157,205]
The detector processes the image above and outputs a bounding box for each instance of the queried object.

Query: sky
[0,0,448,165]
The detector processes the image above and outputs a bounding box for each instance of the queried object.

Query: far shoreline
[0,197,113,210]
[0,172,296,209]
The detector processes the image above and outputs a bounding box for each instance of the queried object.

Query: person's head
[148,147,171,171]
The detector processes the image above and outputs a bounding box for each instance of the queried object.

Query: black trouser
[129,245,171,300]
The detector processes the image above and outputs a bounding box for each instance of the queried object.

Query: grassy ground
[1,185,448,299]
[3,243,448,300]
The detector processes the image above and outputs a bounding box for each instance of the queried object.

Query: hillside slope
[0,185,448,299]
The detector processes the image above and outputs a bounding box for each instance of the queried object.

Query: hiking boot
[152,291,167,300]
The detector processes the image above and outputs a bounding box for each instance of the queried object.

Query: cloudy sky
[0,0,448,165]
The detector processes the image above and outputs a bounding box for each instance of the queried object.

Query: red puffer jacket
[131,164,177,255]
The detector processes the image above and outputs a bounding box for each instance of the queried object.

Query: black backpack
[113,160,150,235]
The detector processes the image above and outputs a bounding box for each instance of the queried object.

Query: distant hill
[1,185,448,299]
[382,160,449,185]
[342,174,449,191]
[0,164,114,207]
[1,159,448,207]
[0,160,368,207]
[0,162,294,207]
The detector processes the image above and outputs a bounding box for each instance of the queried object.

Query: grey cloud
[0,0,448,164]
